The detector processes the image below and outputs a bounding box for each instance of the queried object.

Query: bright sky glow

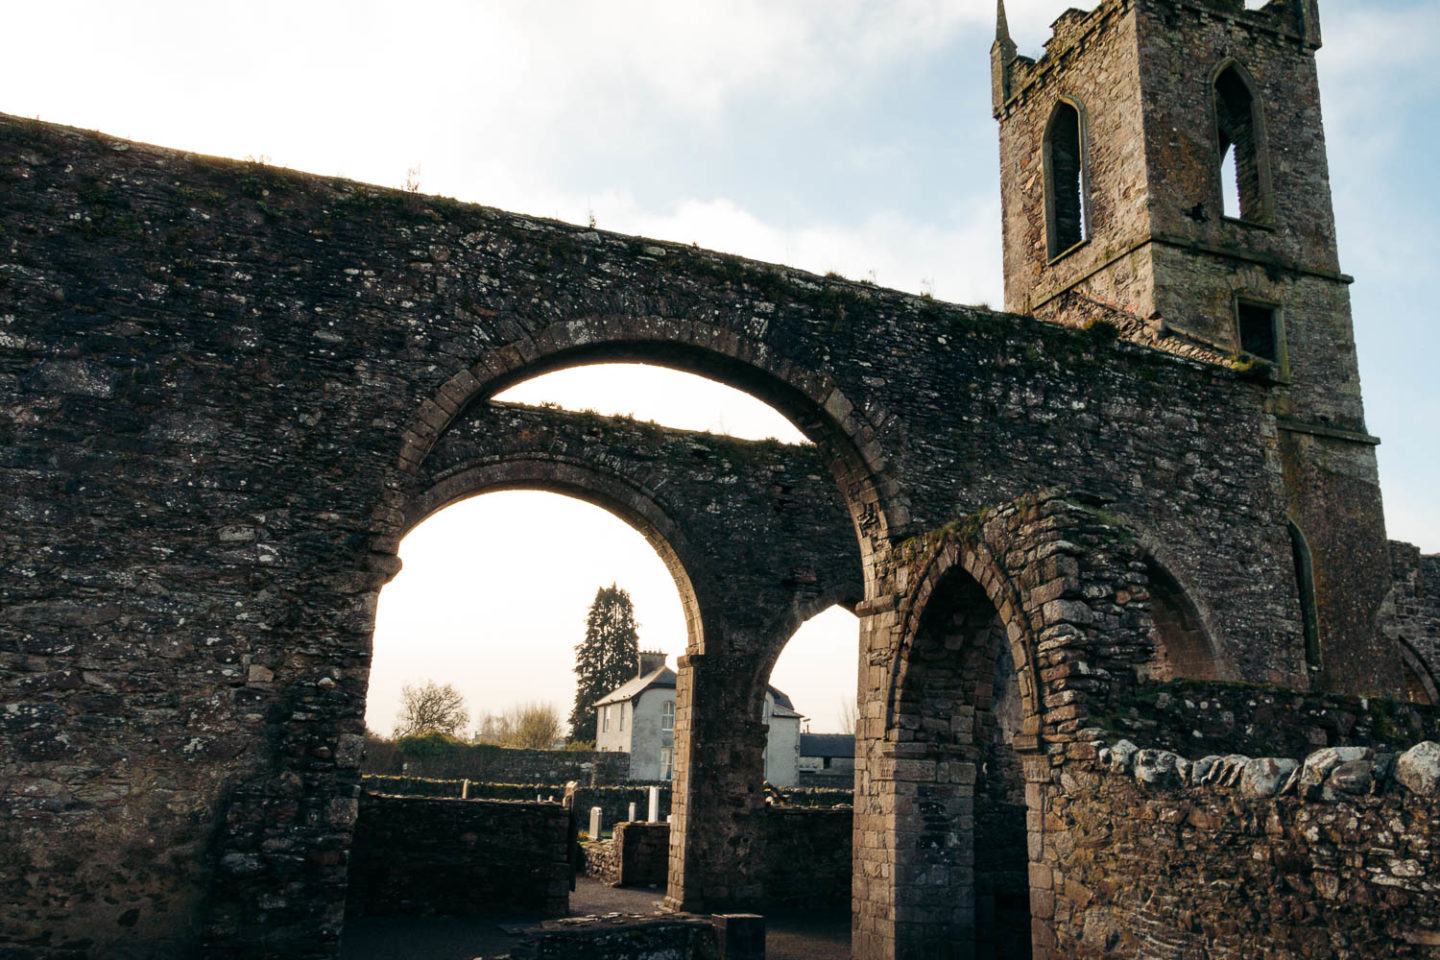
[4,0,1435,735]
[497,365,807,443]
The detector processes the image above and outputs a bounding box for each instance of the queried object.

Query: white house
[594,651,805,786]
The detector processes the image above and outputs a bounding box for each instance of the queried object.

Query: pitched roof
[800,733,855,758]
[768,685,803,719]
[593,665,677,707]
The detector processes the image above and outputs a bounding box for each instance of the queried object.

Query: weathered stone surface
[345,793,569,918]
[1322,759,1374,800]
[1133,749,1186,788]
[1299,745,1372,798]
[995,0,1400,700]
[1239,757,1297,799]
[0,0,1437,955]
[1395,741,1440,796]
[1051,748,1440,959]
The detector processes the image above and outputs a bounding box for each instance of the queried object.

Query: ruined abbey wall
[346,793,570,918]
[1042,740,1440,957]
[0,95,1433,960]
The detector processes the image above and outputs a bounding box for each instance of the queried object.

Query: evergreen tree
[569,583,640,743]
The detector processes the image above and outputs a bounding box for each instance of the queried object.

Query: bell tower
[992,0,1400,694]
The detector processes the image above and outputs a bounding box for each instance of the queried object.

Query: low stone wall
[762,807,852,909]
[581,839,620,883]
[582,808,852,907]
[1042,739,1440,957]
[346,792,569,917]
[764,784,853,808]
[1096,680,1440,758]
[364,744,630,785]
[797,769,854,788]
[361,776,671,828]
[616,823,671,887]
[494,915,719,960]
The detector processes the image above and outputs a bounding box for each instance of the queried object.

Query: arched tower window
[1287,520,1321,677]
[1043,99,1087,258]
[1214,63,1271,222]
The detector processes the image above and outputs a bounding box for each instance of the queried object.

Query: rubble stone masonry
[1,0,1437,948]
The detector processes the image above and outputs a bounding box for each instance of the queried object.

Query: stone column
[664,652,769,912]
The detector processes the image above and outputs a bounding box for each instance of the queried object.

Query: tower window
[1214,64,1270,222]
[1237,301,1279,362]
[1044,100,1087,258]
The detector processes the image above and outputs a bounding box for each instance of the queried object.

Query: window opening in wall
[1287,520,1321,676]
[1237,301,1279,362]
[1215,65,1268,222]
[659,746,673,781]
[1220,144,1242,218]
[618,703,625,732]
[661,699,675,730]
[1043,100,1087,258]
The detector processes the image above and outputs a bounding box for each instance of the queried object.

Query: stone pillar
[852,595,902,960]
[664,653,769,912]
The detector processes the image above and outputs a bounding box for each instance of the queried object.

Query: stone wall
[761,807,852,909]
[586,809,851,908]
[363,743,631,785]
[1387,543,1440,701]
[496,915,719,960]
[1096,679,1440,758]
[580,839,619,883]
[616,823,671,888]
[0,97,1426,957]
[345,793,569,917]
[361,776,672,831]
[1039,739,1440,958]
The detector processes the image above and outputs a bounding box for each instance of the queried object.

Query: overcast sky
[5,0,1435,735]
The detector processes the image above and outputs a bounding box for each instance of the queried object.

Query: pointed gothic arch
[1212,59,1274,223]
[1043,97,1089,258]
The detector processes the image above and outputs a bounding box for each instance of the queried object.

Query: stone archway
[388,321,904,601]
[380,397,866,916]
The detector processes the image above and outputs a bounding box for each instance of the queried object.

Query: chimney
[637,651,666,678]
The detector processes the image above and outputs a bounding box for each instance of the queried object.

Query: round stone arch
[384,453,709,656]
[389,317,903,597]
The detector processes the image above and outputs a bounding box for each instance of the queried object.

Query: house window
[619,703,625,732]
[1043,99,1087,258]
[660,747,673,781]
[1214,63,1270,222]
[1237,300,1279,363]
[661,700,675,730]
[602,705,610,733]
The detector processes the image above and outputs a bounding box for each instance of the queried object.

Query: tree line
[375,582,643,750]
